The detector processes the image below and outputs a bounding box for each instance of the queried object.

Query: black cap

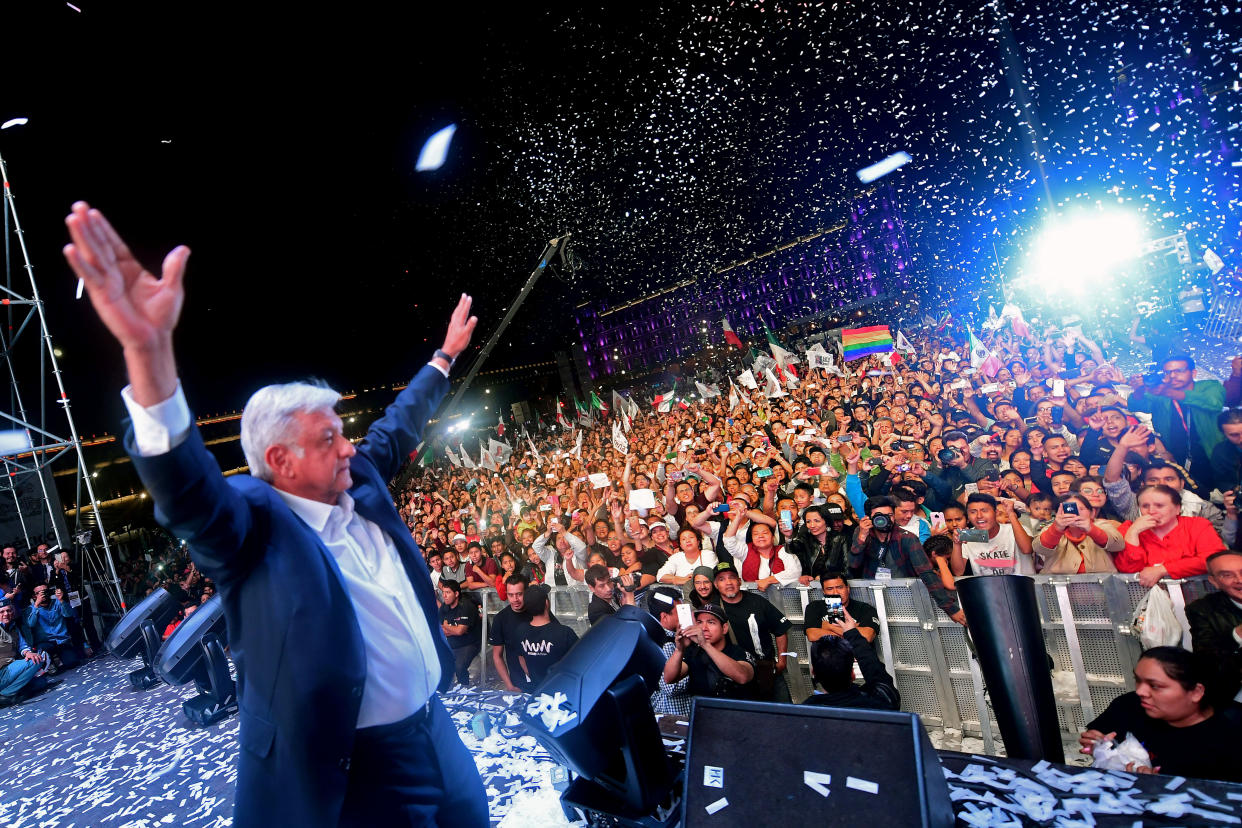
[694,603,728,623]
[824,504,846,520]
[713,561,740,579]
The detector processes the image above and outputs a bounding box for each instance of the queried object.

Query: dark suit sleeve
[128,426,257,592]
[357,364,450,482]
[1187,596,1242,693]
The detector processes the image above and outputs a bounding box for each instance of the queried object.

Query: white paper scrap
[703,766,723,788]
[846,777,879,794]
[705,797,729,815]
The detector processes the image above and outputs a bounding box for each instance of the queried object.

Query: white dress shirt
[122,381,442,729]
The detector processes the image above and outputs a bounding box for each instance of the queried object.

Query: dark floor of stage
[0,656,556,828]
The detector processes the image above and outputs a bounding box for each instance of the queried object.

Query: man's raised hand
[63,202,187,405]
[441,293,478,361]
[63,202,188,353]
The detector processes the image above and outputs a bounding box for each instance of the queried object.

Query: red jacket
[1115,515,1222,578]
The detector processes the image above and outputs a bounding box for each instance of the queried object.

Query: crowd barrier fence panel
[471,574,1216,750]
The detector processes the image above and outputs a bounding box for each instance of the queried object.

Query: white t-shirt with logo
[961,524,1035,575]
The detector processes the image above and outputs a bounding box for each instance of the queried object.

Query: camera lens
[871,513,893,532]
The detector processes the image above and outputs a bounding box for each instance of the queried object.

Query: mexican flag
[764,321,797,377]
[496,414,506,438]
[555,399,569,427]
[590,391,608,413]
[722,317,744,350]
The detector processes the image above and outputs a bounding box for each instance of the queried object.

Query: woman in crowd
[492,551,519,596]
[656,527,718,585]
[722,515,802,589]
[1116,485,1223,587]
[1070,475,1123,525]
[1080,646,1242,781]
[1034,492,1122,574]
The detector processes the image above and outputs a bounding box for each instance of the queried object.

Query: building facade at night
[573,187,913,380]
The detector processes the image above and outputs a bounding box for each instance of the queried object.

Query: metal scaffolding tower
[0,150,126,614]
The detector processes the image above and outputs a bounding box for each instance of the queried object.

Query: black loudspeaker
[682,700,953,827]
[957,574,1064,762]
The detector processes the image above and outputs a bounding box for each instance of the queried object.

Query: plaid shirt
[847,528,960,616]
[651,638,692,717]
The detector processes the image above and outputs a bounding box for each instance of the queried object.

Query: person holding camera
[803,606,899,710]
[804,571,879,643]
[663,603,755,701]
[24,584,82,673]
[584,564,636,626]
[1033,492,1123,574]
[950,493,1036,576]
[848,496,966,624]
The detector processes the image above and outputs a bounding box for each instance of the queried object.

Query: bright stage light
[1022,210,1145,293]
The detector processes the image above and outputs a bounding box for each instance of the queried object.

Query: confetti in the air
[856,151,913,183]
[1,118,29,130]
[416,123,458,172]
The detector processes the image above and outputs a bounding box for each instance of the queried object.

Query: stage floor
[0,655,560,828]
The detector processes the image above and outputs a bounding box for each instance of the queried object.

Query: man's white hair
[241,381,341,482]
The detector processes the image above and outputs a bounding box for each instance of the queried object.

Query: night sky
[1,0,1238,437]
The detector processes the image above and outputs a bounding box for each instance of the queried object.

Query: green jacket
[1129,380,1225,475]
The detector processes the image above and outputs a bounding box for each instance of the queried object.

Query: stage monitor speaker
[682,699,953,828]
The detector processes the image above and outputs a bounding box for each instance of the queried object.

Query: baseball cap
[824,504,846,520]
[713,561,740,579]
[694,603,728,623]
[451,533,468,543]
[692,565,716,581]
[648,520,669,532]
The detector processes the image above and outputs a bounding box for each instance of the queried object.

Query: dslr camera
[870,513,894,532]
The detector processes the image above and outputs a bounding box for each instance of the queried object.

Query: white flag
[695,380,720,399]
[573,428,584,458]
[612,421,629,455]
[445,447,460,467]
[526,435,542,466]
[728,382,740,411]
[764,368,788,398]
[461,449,476,469]
[894,330,914,353]
[738,369,758,390]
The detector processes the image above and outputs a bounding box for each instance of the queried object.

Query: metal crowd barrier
[470,574,1216,751]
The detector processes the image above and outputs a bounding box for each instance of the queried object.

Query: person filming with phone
[950,493,1037,576]
[1033,493,1123,574]
[803,606,899,711]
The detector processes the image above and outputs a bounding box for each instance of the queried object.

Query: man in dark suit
[63,202,487,828]
[1186,550,1242,701]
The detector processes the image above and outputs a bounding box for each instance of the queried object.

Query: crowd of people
[1,534,216,704]
[1,540,103,704]
[394,307,1242,781]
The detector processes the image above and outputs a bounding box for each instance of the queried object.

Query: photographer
[803,607,899,711]
[847,496,965,624]
[584,564,635,626]
[23,584,81,673]
[804,571,879,643]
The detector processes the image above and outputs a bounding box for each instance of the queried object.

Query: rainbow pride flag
[841,325,894,361]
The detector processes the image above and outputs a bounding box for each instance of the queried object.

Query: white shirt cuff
[427,361,450,379]
[121,382,192,457]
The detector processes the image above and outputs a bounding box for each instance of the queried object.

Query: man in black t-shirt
[515,584,579,690]
[804,571,879,644]
[438,579,481,686]
[712,561,792,702]
[662,603,754,700]
[489,574,531,693]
